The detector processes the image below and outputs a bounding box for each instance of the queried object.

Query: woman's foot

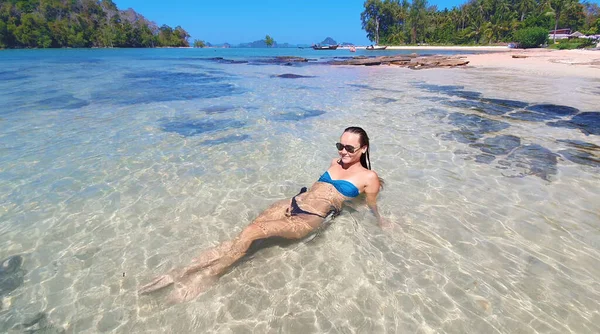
[183,241,233,276]
[167,274,218,303]
[138,274,175,295]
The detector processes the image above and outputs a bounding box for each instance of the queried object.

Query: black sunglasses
[336,142,362,153]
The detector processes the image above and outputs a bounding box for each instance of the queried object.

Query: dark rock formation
[0,255,25,299]
[526,104,580,117]
[205,57,248,64]
[272,56,309,63]
[160,118,246,137]
[271,108,326,121]
[200,105,236,114]
[331,54,469,69]
[503,145,559,181]
[272,74,315,79]
[13,312,66,334]
[548,112,600,135]
[471,135,522,155]
[557,139,600,167]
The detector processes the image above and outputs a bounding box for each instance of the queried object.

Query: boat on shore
[312,44,339,50]
[366,45,388,50]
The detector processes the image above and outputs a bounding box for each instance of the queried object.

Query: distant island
[0,0,189,48]
[200,37,356,49]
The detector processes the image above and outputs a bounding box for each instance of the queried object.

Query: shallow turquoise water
[1,48,599,333]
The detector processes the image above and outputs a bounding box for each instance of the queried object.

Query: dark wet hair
[344,126,372,170]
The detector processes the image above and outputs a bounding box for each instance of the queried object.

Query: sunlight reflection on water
[0,49,599,333]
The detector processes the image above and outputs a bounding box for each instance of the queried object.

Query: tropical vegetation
[513,26,549,48]
[549,36,596,49]
[361,0,600,46]
[0,0,190,48]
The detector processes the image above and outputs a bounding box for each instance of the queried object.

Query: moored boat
[312,44,339,50]
[366,45,388,50]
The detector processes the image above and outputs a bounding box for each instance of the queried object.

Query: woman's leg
[166,215,322,302]
[138,199,316,296]
[200,215,322,277]
[179,199,292,275]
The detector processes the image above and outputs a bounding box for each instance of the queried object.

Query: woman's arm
[364,171,391,229]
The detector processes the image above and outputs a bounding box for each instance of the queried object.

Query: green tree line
[0,0,190,48]
[361,0,600,45]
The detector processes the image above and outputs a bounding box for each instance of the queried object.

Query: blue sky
[113,0,474,45]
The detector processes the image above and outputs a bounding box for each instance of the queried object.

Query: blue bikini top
[318,171,360,198]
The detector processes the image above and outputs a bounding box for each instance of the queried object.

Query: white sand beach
[462,48,600,78]
[387,45,512,52]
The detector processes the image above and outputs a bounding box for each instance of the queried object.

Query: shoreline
[337,45,512,52]
[387,45,511,51]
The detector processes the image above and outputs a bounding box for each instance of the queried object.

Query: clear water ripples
[0,48,599,333]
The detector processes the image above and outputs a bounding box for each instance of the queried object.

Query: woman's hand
[378,217,394,230]
[364,170,393,230]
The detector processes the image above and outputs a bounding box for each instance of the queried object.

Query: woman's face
[338,131,365,165]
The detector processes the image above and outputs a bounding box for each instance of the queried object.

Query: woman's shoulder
[362,169,380,182]
[362,169,382,192]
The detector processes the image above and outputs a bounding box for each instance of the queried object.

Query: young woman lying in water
[139,126,390,302]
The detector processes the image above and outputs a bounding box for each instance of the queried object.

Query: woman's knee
[238,224,267,244]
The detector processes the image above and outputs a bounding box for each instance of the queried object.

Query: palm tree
[265,34,274,47]
[517,0,537,21]
[361,0,384,44]
[546,0,575,43]
[408,0,428,44]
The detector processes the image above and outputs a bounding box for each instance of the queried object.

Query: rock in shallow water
[559,149,600,167]
[447,113,511,134]
[548,112,600,136]
[556,138,600,167]
[443,99,512,116]
[272,73,315,79]
[200,105,237,114]
[526,104,580,117]
[475,154,496,164]
[271,108,326,121]
[557,139,600,151]
[504,144,559,181]
[371,97,398,104]
[505,111,555,122]
[0,255,25,298]
[471,135,521,155]
[159,118,246,137]
[331,55,469,68]
[480,98,529,109]
[13,312,66,334]
[1,255,22,274]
